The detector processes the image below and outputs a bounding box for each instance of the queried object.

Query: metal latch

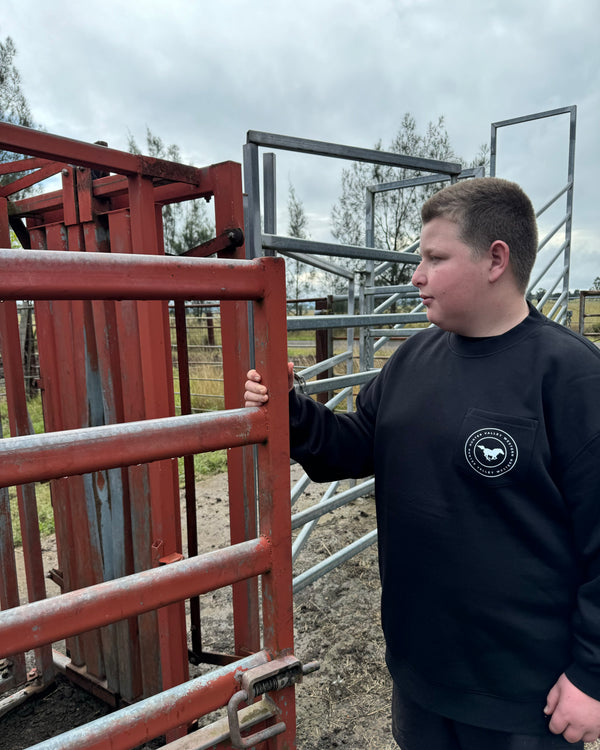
[227,655,319,749]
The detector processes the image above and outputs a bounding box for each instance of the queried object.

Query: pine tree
[1,36,37,194]
[330,113,485,290]
[287,184,317,313]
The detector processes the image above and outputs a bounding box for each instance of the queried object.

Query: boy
[244,178,600,748]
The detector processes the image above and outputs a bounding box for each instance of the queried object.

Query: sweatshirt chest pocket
[454,408,538,487]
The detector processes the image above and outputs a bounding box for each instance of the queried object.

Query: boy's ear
[488,240,511,282]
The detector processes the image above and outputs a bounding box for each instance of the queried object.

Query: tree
[330,113,485,289]
[286,184,317,313]
[592,277,600,292]
[1,36,37,196]
[128,128,213,255]
[0,36,34,130]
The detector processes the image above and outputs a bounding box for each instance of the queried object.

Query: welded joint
[184,227,244,258]
[151,540,184,568]
[159,552,185,565]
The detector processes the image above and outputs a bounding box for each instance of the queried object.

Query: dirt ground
[2,467,599,750]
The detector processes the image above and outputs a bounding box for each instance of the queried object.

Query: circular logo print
[464,428,518,477]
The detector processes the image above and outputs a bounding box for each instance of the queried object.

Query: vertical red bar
[127,175,188,705]
[32,219,86,668]
[65,216,106,680]
[79,173,133,698]
[214,161,261,657]
[108,208,161,699]
[253,257,296,748]
[173,299,203,657]
[56,169,105,678]
[0,197,28,688]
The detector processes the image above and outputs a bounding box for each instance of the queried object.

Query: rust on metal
[0,123,298,748]
[0,249,270,301]
[0,537,272,658]
[0,408,268,488]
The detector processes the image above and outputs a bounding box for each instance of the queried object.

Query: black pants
[392,684,584,750]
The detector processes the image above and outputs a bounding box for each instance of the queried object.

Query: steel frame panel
[244,116,578,595]
[0,248,293,747]
[0,123,294,747]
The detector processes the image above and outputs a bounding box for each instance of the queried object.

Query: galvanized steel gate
[242,106,577,592]
[0,123,303,749]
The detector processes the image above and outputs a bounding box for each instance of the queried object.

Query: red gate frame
[0,124,295,748]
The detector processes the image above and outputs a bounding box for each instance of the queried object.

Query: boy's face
[412,217,491,335]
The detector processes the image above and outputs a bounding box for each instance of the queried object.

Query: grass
[2,394,54,546]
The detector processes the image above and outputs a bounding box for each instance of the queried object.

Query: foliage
[592,276,600,291]
[329,113,487,290]
[0,36,38,198]
[286,184,318,311]
[0,36,34,131]
[128,127,213,255]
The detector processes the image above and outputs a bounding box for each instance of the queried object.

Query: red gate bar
[0,408,268,488]
[22,651,270,750]
[213,159,262,659]
[19,650,272,750]
[0,249,269,301]
[249,257,297,745]
[0,537,272,658]
[0,122,202,186]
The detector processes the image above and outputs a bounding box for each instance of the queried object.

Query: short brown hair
[421,177,538,292]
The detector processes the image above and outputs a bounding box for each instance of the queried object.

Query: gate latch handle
[227,655,319,749]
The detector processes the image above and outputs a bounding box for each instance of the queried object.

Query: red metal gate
[0,123,301,748]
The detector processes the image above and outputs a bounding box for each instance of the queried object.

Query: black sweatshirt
[289,305,600,734]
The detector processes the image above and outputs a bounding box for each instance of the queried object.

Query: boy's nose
[411,263,425,287]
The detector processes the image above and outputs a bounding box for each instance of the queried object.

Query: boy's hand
[545,672,600,743]
[244,363,294,408]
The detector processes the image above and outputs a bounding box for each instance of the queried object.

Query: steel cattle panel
[0,119,299,745]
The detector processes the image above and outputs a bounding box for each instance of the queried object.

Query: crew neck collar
[447,303,543,357]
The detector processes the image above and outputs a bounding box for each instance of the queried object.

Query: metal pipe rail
[291,479,375,530]
[0,538,271,658]
[0,248,269,301]
[23,651,272,750]
[287,311,429,331]
[263,233,421,265]
[296,370,379,397]
[293,529,378,594]
[528,239,569,296]
[279,249,355,280]
[246,130,462,175]
[0,408,266,488]
[0,121,203,186]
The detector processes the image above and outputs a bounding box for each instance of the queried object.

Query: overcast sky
[2,0,599,290]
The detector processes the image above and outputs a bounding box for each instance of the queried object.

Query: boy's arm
[244,364,377,482]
